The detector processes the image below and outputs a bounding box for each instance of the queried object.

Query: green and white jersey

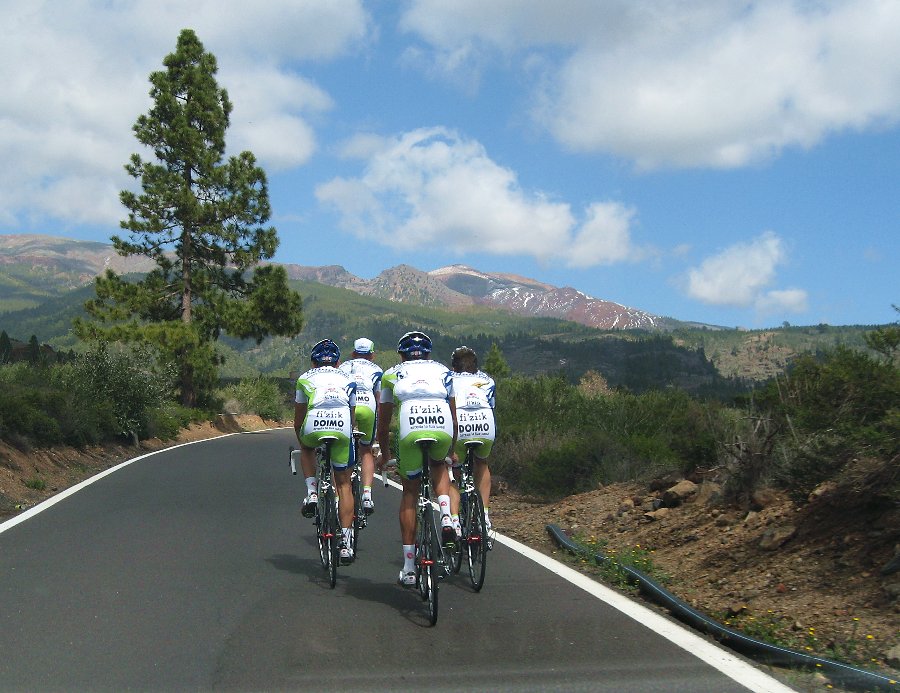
[381,358,453,438]
[381,358,455,476]
[380,359,453,405]
[296,366,357,437]
[451,370,496,410]
[338,358,383,411]
[451,370,496,444]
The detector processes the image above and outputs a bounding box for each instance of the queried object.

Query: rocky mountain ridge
[1,234,665,330]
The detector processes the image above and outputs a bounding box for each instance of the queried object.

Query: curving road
[0,429,793,692]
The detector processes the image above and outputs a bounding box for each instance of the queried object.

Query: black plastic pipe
[546,524,897,692]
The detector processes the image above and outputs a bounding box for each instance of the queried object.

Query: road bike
[413,437,449,626]
[457,440,488,591]
[290,437,340,588]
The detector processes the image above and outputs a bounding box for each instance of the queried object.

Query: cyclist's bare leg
[299,446,317,480]
[360,443,375,489]
[448,476,460,516]
[430,459,453,523]
[475,457,491,518]
[333,467,354,529]
[399,477,420,544]
[430,458,451,498]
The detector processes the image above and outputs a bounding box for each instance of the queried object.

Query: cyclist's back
[376,331,457,586]
[294,339,358,565]
[338,337,383,513]
[296,366,356,419]
[448,346,497,544]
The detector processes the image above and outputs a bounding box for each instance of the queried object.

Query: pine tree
[77,29,303,407]
[27,335,41,365]
[483,342,512,379]
[0,330,11,364]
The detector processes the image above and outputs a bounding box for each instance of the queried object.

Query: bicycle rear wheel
[417,505,439,625]
[464,490,487,591]
[324,487,339,588]
[315,498,329,570]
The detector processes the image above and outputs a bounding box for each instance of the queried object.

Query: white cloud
[316,127,647,268]
[756,289,809,315]
[401,0,900,169]
[684,231,807,314]
[225,68,334,171]
[0,1,370,227]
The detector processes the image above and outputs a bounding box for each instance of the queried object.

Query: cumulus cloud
[684,231,808,314]
[316,127,647,268]
[0,1,369,227]
[400,0,900,169]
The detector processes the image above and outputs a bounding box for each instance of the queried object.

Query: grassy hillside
[0,274,885,397]
[671,324,877,380]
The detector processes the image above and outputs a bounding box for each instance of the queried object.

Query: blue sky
[1,1,897,328]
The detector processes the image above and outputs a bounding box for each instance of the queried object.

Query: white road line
[492,533,795,693]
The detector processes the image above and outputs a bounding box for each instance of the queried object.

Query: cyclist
[447,346,497,548]
[338,337,383,514]
[376,331,457,586]
[294,339,358,565]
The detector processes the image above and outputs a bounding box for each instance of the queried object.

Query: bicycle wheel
[315,495,329,570]
[419,505,439,625]
[324,487,339,588]
[464,490,487,591]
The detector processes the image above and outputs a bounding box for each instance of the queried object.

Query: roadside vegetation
[0,340,289,450]
[489,322,898,511]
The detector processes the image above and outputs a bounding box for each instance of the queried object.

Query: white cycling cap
[354,338,374,354]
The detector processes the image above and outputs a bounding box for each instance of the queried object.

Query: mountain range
[0,234,679,330]
[0,234,878,390]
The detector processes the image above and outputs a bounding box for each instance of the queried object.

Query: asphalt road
[0,428,793,692]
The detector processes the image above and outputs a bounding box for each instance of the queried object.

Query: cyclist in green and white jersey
[338,337,383,514]
[294,339,358,564]
[447,346,497,546]
[375,331,458,587]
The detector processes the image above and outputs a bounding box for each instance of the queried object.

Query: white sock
[484,507,491,528]
[305,477,317,495]
[363,486,372,501]
[438,494,451,519]
[343,527,353,546]
[403,544,415,572]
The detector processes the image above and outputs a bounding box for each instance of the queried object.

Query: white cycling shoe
[301,493,318,518]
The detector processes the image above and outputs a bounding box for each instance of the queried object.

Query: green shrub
[494,375,724,496]
[217,376,290,420]
[144,402,197,440]
[24,476,46,491]
[754,346,899,500]
[58,343,172,440]
[0,343,176,447]
[0,386,64,445]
